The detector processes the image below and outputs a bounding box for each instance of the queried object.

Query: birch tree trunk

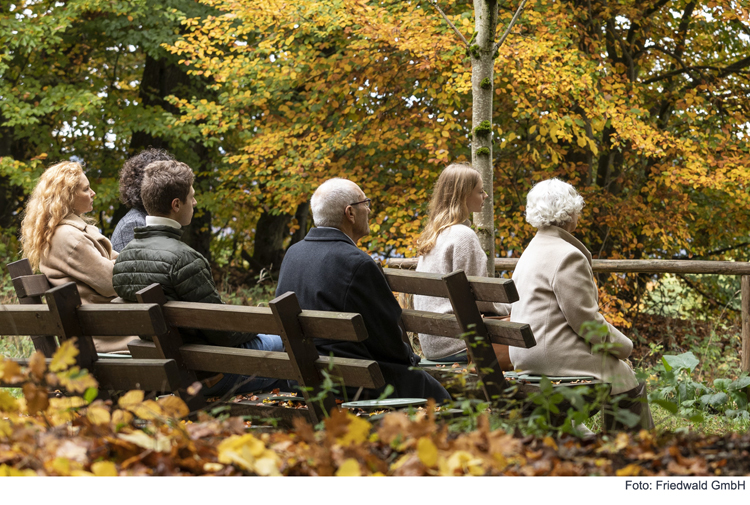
[470,0,498,276]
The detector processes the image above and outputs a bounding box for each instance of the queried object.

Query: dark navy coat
[276,227,450,401]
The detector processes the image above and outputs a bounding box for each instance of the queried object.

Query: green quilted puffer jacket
[112,225,256,347]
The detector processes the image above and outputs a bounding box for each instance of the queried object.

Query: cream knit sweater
[414,222,509,359]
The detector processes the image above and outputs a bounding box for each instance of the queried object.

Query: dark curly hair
[119,148,175,211]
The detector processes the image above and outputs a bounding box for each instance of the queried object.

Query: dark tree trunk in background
[250,211,292,272]
[291,202,309,246]
[127,54,214,260]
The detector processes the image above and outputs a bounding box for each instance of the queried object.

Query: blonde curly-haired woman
[414,163,509,363]
[20,161,135,353]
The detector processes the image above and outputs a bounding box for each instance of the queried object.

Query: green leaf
[698,392,729,408]
[84,387,98,404]
[729,376,750,391]
[713,378,732,392]
[651,398,678,414]
[662,352,699,373]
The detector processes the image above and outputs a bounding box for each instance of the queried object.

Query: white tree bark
[431,0,528,276]
[471,0,498,276]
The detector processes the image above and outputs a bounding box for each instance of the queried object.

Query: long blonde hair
[416,163,481,256]
[20,161,91,270]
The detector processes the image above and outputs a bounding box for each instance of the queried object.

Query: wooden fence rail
[386,258,750,373]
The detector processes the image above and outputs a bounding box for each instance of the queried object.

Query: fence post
[742,276,750,373]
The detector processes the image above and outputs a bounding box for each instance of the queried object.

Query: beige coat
[509,226,637,394]
[40,214,136,353]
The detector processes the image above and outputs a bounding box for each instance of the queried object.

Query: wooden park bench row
[4,257,587,426]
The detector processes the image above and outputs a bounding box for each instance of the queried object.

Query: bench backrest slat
[466,275,519,303]
[383,269,520,304]
[12,274,51,299]
[161,302,280,334]
[0,305,61,336]
[77,304,167,337]
[382,269,450,297]
[159,302,369,343]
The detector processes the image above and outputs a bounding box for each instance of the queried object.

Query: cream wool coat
[40,214,136,353]
[415,222,509,359]
[509,226,637,394]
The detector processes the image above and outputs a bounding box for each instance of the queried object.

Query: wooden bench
[382,267,595,402]
[126,283,391,426]
[381,268,534,401]
[0,282,182,396]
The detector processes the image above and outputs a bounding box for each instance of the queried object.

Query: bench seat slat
[128,341,385,389]
[93,359,181,391]
[10,357,181,392]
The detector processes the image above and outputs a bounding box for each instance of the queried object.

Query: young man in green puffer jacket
[112,160,285,396]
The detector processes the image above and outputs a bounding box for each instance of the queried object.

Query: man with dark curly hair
[111,148,175,251]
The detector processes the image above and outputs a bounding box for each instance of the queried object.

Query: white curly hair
[525,178,585,228]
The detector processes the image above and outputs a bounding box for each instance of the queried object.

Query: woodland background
[1,0,749,317]
[2,1,750,476]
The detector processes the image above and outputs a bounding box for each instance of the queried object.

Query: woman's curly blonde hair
[416,163,481,256]
[20,161,92,271]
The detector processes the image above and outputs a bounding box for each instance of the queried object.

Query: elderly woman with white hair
[510,179,653,431]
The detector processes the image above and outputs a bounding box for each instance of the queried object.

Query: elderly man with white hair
[510,178,654,431]
[276,178,451,402]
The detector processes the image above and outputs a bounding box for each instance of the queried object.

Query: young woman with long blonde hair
[414,163,509,362]
[20,161,135,353]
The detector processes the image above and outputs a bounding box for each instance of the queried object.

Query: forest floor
[1,276,749,476]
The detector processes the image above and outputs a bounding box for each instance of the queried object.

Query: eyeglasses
[349,198,371,209]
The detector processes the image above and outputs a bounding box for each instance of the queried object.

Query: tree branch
[494,0,529,53]
[429,1,469,49]
[676,274,740,313]
[643,65,720,85]
[672,242,750,260]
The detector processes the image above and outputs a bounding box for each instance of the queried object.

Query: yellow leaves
[0,464,36,476]
[50,339,79,372]
[130,400,164,421]
[417,437,438,467]
[86,401,111,426]
[335,458,362,476]
[333,412,371,447]
[118,390,144,410]
[23,382,49,414]
[56,366,98,394]
[29,351,46,381]
[118,431,172,453]
[111,409,134,427]
[158,396,190,419]
[0,390,19,413]
[218,434,281,476]
[1,359,22,383]
[439,450,485,476]
[91,461,118,476]
[114,391,188,421]
[616,463,645,476]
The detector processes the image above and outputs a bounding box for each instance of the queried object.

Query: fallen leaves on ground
[2,353,750,476]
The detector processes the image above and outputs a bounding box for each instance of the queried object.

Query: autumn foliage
[2,342,750,476]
